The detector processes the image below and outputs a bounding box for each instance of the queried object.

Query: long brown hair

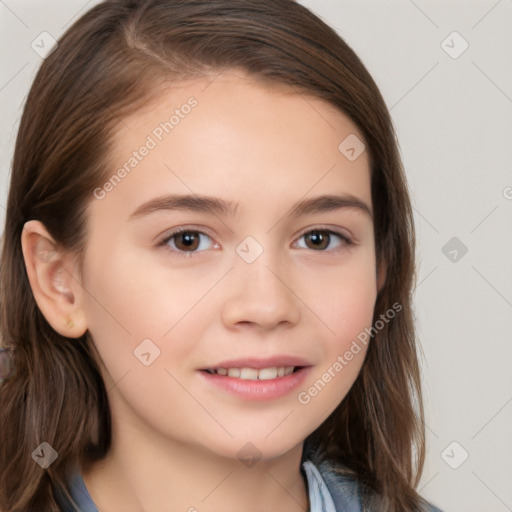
[0,1,428,510]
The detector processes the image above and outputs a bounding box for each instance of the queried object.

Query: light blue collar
[302,460,337,512]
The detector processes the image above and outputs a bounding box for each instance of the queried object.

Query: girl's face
[80,72,377,460]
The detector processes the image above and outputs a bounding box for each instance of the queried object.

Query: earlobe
[21,220,87,338]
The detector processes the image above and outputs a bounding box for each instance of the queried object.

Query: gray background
[1,1,511,510]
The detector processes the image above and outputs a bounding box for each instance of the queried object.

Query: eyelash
[158,227,354,258]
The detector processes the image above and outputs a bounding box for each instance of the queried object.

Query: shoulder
[311,457,445,512]
[311,459,363,511]
[54,468,98,512]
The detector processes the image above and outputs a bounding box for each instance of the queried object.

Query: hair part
[0,1,427,510]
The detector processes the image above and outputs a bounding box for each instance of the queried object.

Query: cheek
[79,246,166,381]
[309,249,378,347]
[326,291,374,373]
[79,243,219,387]
[296,253,377,406]
[325,275,377,349]
[295,298,374,423]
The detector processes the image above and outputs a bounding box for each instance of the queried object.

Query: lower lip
[198,367,312,401]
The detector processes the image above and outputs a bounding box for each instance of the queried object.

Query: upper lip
[200,355,312,370]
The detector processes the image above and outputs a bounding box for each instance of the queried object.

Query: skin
[22,72,382,512]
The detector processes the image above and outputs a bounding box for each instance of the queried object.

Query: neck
[81,419,309,512]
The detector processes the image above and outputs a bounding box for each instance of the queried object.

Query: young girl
[0,1,444,511]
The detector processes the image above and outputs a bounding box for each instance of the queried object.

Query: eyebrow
[129,193,373,220]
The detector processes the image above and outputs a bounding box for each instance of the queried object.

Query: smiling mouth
[202,366,303,380]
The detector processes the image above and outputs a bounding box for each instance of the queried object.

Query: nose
[220,251,302,332]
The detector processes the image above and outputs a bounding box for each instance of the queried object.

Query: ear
[376,258,387,293]
[21,220,87,338]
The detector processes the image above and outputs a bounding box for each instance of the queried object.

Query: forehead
[99,71,371,219]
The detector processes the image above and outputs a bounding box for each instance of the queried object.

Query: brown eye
[174,231,200,251]
[162,229,215,255]
[296,229,352,251]
[304,230,330,250]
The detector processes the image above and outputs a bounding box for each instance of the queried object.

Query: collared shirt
[303,460,337,512]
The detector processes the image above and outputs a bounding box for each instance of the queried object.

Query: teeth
[239,368,259,380]
[258,367,277,380]
[210,366,297,380]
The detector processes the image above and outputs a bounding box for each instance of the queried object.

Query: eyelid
[156,224,214,244]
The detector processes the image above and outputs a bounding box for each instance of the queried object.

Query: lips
[198,357,313,401]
